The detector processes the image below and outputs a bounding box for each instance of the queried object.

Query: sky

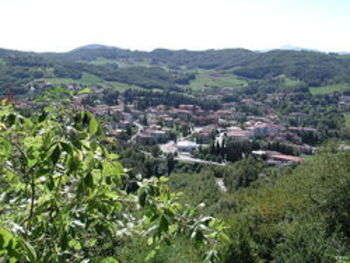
[0,0,349,52]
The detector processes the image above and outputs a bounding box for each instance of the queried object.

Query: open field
[283,76,303,87]
[337,54,350,60]
[187,70,248,90]
[309,83,350,95]
[104,81,140,91]
[87,58,119,65]
[88,58,151,68]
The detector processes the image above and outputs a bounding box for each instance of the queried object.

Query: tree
[102,89,119,106]
[166,153,177,176]
[151,145,162,158]
[126,124,133,136]
[81,93,98,106]
[223,157,264,191]
[142,114,148,126]
[180,123,191,137]
[0,102,228,262]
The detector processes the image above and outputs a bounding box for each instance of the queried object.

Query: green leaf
[102,162,123,185]
[47,176,55,191]
[147,237,154,246]
[27,158,37,168]
[70,136,82,150]
[0,138,11,157]
[145,250,157,262]
[68,154,81,172]
[60,142,72,154]
[138,191,147,207]
[7,114,16,126]
[84,173,94,188]
[50,145,61,164]
[0,227,15,249]
[77,88,92,95]
[38,110,48,122]
[158,215,169,234]
[59,232,69,250]
[101,257,119,263]
[68,239,82,251]
[88,116,99,135]
[92,257,119,263]
[18,239,37,262]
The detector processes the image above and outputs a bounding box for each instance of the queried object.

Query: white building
[176,140,198,152]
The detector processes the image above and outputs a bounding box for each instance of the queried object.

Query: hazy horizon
[1,0,349,53]
[1,43,348,54]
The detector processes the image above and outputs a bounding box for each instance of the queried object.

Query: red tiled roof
[269,154,304,163]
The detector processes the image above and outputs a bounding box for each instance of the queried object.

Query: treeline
[148,48,256,69]
[0,65,45,94]
[123,88,221,110]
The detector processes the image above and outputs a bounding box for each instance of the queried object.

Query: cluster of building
[12,87,323,167]
[86,102,319,166]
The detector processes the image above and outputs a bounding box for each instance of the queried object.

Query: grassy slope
[87,58,119,65]
[283,76,303,87]
[88,57,151,68]
[309,83,350,95]
[187,70,247,91]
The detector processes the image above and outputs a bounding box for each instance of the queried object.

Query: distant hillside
[232,50,350,86]
[1,44,350,94]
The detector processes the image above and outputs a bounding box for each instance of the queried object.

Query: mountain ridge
[1,44,349,56]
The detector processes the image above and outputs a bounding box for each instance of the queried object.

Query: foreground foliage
[0,103,227,262]
[164,144,350,262]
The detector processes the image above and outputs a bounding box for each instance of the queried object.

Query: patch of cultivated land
[187,70,248,90]
[283,77,303,87]
[88,58,151,68]
[309,83,350,95]
[87,58,120,65]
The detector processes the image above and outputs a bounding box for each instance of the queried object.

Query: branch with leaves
[0,100,228,263]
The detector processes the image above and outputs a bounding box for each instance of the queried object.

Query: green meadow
[309,83,350,95]
[187,70,247,90]
[88,58,151,68]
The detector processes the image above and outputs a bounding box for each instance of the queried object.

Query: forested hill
[1,44,350,94]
